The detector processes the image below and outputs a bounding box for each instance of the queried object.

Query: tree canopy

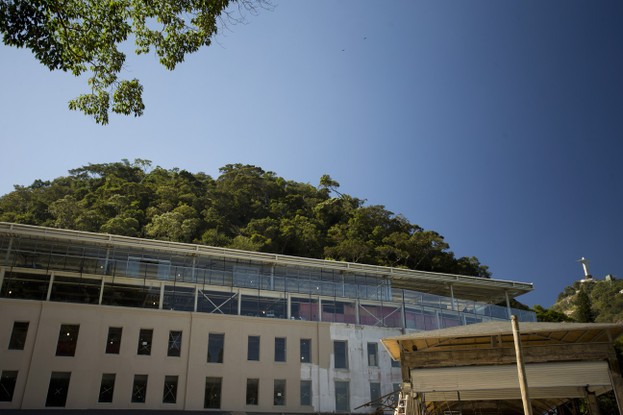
[0,0,269,124]
[0,160,492,278]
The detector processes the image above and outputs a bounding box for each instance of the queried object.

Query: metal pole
[511,315,533,415]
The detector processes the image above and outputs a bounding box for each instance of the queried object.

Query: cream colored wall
[0,298,402,412]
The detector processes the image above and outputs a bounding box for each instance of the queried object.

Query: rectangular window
[46,372,71,407]
[56,324,80,356]
[168,331,182,357]
[132,375,148,403]
[273,379,286,406]
[274,337,286,362]
[0,371,18,402]
[106,327,122,354]
[300,380,312,406]
[163,375,178,404]
[367,342,378,366]
[137,329,153,356]
[391,358,400,368]
[204,377,222,408]
[334,340,348,369]
[247,336,260,361]
[335,380,350,412]
[246,378,259,405]
[8,321,29,350]
[370,382,381,406]
[300,338,311,363]
[98,373,115,403]
[207,333,224,363]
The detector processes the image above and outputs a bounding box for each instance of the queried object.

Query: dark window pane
[98,373,115,403]
[391,358,400,368]
[204,377,222,408]
[106,327,122,354]
[335,380,350,412]
[1,272,50,301]
[274,337,286,362]
[56,325,79,357]
[300,380,312,406]
[46,372,71,407]
[367,342,378,366]
[273,379,286,406]
[0,371,18,402]
[300,339,311,363]
[248,336,260,361]
[370,382,381,406]
[50,276,101,304]
[9,321,29,350]
[246,378,259,405]
[132,375,148,403]
[137,329,153,355]
[208,333,224,363]
[168,331,182,357]
[334,341,348,369]
[102,282,159,309]
[163,375,178,404]
[163,286,195,311]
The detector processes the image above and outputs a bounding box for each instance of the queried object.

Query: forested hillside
[549,278,623,323]
[0,159,490,278]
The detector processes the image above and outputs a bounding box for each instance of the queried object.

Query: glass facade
[0,227,536,332]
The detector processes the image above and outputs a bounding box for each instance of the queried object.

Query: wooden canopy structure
[382,321,623,415]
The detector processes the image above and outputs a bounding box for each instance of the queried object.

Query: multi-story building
[0,222,535,412]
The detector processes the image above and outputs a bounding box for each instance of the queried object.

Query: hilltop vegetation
[0,159,490,278]
[547,277,623,323]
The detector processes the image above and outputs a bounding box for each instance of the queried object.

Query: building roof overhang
[0,222,533,304]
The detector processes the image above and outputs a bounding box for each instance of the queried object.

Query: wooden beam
[403,343,613,368]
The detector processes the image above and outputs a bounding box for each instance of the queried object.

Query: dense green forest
[0,159,491,278]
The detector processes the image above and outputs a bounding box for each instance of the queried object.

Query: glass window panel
[137,329,153,355]
[208,333,224,363]
[168,331,182,357]
[300,339,311,363]
[106,327,122,354]
[300,380,312,406]
[98,373,115,403]
[8,321,29,350]
[290,297,318,321]
[248,336,260,361]
[334,341,348,369]
[274,337,286,362]
[163,286,195,311]
[56,324,80,357]
[50,276,101,304]
[335,380,350,412]
[132,375,148,403]
[273,379,286,406]
[163,375,178,404]
[204,377,222,409]
[197,290,238,315]
[370,382,381,406]
[246,378,259,405]
[102,282,159,309]
[1,272,50,300]
[46,372,71,407]
[367,342,378,367]
[0,371,18,402]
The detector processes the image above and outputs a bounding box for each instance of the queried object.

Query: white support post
[318,298,322,322]
[194,286,198,312]
[46,273,54,301]
[237,289,242,316]
[99,278,105,305]
[287,294,292,320]
[159,284,165,309]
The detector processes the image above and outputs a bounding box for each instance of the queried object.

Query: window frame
[98,373,116,403]
[204,377,222,409]
[45,372,71,407]
[300,379,312,406]
[105,327,122,354]
[8,321,29,350]
[207,333,225,363]
[0,370,18,402]
[247,335,260,361]
[333,340,348,369]
[167,330,182,357]
[367,342,379,367]
[56,324,80,357]
[163,375,178,404]
[131,374,148,403]
[300,338,311,363]
[273,379,286,406]
[137,329,153,356]
[274,337,286,362]
[246,378,259,405]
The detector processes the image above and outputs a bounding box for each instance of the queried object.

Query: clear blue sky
[1,1,621,307]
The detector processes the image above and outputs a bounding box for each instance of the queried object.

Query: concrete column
[46,273,54,301]
[287,294,292,319]
[159,284,165,309]
[318,298,322,322]
[194,286,198,312]
[98,278,105,305]
[237,290,242,316]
